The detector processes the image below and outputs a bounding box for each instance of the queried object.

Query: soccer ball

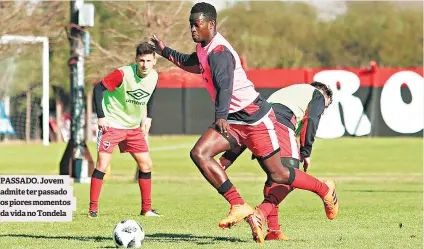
[112,220,145,248]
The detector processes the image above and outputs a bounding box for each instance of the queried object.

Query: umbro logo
[126,89,150,101]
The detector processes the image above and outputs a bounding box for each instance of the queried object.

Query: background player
[89,42,160,218]
[151,2,338,231]
[219,82,334,242]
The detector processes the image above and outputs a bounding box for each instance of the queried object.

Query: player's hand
[218,156,232,170]
[150,34,166,55]
[142,117,152,135]
[98,118,110,132]
[215,118,229,137]
[301,156,311,172]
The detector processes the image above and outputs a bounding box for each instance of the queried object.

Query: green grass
[0,136,422,249]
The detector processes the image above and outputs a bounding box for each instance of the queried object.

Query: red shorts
[97,127,148,153]
[227,110,280,159]
[274,122,300,159]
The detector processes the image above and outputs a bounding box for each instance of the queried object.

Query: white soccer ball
[112,219,145,248]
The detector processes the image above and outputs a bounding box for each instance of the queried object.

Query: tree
[218,1,423,68]
[316,1,423,67]
[85,1,195,84]
[0,1,68,96]
[219,1,321,68]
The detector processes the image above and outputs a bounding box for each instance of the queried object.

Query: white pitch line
[149,143,193,152]
[109,174,423,183]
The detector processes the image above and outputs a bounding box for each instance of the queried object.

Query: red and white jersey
[195,32,259,113]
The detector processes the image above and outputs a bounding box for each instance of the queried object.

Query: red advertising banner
[151,64,423,137]
[157,65,423,89]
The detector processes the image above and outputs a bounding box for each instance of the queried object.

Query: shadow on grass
[344,189,422,193]
[0,234,111,242]
[146,233,248,245]
[0,232,248,247]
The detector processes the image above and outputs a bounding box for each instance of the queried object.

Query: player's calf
[89,168,107,215]
[132,152,157,216]
[259,155,292,184]
[136,169,155,216]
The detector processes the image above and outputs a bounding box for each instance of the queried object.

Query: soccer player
[88,42,160,218]
[218,82,334,242]
[151,2,338,231]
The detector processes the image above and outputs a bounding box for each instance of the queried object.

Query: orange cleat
[218,203,254,229]
[322,179,339,220]
[265,230,290,241]
[246,207,265,243]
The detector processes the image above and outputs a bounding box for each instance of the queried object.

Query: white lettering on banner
[313,70,371,138]
[380,71,424,133]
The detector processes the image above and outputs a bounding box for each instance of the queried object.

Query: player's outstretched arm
[151,34,200,74]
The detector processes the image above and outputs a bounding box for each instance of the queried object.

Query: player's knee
[137,157,152,172]
[269,174,285,184]
[281,158,300,169]
[269,167,290,184]
[138,162,152,172]
[264,177,273,187]
[139,165,152,173]
[189,148,197,162]
[96,158,110,172]
[190,147,206,164]
[96,165,109,173]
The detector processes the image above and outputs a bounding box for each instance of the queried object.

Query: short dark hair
[311,81,333,105]
[191,2,217,21]
[136,42,155,57]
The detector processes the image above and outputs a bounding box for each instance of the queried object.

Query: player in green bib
[88,42,160,218]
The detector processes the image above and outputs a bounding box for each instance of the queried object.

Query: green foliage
[1,1,422,95]
[314,2,423,67]
[0,1,69,96]
[84,1,194,84]
[219,1,423,68]
[49,39,70,92]
[219,2,321,68]
[0,45,43,97]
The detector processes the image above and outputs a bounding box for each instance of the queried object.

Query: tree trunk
[26,90,31,143]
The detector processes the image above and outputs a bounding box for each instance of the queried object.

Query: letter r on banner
[313,70,371,138]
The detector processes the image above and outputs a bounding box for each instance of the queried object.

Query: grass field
[0,136,422,249]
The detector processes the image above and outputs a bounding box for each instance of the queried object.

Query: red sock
[260,183,275,220]
[291,168,328,198]
[263,182,292,231]
[138,171,152,212]
[89,169,105,211]
[267,205,280,231]
[259,183,292,217]
[223,186,245,206]
[264,183,272,196]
